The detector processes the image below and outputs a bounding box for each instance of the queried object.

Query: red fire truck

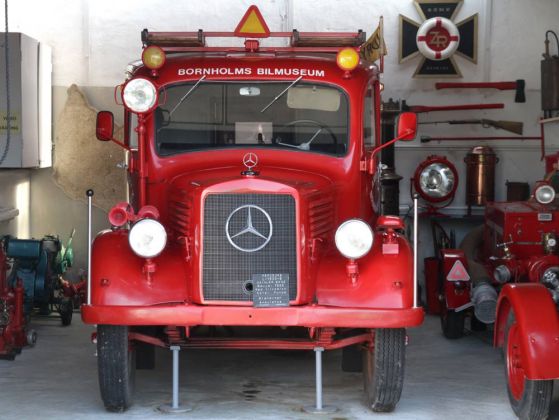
[431,178,559,419]
[491,182,559,420]
[82,6,422,413]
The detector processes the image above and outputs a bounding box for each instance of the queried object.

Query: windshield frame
[152,80,351,159]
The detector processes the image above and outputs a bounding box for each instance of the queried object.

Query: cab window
[154,81,349,157]
[363,86,376,148]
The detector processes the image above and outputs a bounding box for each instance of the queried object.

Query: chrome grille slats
[202,194,297,302]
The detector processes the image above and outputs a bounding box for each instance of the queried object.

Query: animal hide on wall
[52,85,126,212]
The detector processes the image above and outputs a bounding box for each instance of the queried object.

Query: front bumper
[81,303,424,328]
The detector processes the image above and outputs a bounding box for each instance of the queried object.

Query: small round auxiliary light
[336,48,359,71]
[142,45,166,70]
[414,156,458,204]
[534,183,556,204]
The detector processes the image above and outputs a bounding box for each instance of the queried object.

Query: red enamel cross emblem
[399,0,477,77]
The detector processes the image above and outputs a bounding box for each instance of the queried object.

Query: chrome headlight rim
[413,156,458,203]
[535,184,556,204]
[122,78,158,114]
[334,218,374,260]
[128,218,167,258]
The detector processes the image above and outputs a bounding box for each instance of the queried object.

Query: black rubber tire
[504,313,553,420]
[341,344,363,372]
[363,328,405,413]
[441,310,465,339]
[59,299,73,326]
[97,325,135,412]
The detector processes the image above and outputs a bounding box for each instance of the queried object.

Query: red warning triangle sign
[234,5,271,38]
[446,260,470,281]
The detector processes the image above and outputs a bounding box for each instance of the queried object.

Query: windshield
[155,81,349,157]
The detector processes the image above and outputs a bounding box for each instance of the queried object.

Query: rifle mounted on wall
[419,119,523,135]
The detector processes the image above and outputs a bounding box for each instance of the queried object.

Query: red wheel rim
[506,323,525,400]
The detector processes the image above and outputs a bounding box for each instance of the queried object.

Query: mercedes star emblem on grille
[243,153,258,170]
[225,204,273,252]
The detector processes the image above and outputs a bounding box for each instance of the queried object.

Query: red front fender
[88,229,189,306]
[494,283,559,380]
[316,232,415,310]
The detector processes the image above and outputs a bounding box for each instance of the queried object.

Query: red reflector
[446,260,470,281]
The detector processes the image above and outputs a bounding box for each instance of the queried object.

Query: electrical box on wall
[0,33,52,168]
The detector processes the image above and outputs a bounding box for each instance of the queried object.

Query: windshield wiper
[169,75,206,116]
[260,76,303,113]
[275,128,322,151]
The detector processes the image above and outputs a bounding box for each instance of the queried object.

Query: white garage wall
[0,0,557,278]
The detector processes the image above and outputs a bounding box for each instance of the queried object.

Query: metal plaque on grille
[252,273,290,307]
[203,194,297,301]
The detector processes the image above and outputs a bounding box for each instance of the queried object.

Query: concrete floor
[1,315,559,420]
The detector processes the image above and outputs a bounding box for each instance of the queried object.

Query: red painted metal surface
[84,22,424,352]
[82,304,424,328]
[483,200,559,262]
[494,283,559,380]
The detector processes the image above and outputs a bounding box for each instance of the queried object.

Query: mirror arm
[110,137,131,151]
[370,129,413,158]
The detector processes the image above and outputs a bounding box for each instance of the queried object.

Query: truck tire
[441,309,465,339]
[341,344,362,372]
[97,325,135,412]
[363,328,405,412]
[505,313,553,420]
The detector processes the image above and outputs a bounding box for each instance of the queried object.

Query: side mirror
[96,111,114,141]
[395,112,417,141]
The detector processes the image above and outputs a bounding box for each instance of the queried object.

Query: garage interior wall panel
[0,33,51,168]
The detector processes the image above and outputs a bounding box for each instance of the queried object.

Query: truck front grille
[202,193,297,302]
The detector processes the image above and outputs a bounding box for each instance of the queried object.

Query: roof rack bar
[142,29,205,47]
[141,29,366,50]
[291,30,365,47]
[159,46,353,54]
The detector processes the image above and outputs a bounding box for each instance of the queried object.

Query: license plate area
[252,273,290,307]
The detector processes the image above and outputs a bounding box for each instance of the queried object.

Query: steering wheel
[275,119,338,151]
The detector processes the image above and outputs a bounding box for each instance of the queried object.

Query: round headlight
[535,184,555,204]
[128,218,167,258]
[414,156,458,203]
[122,78,157,113]
[335,219,374,259]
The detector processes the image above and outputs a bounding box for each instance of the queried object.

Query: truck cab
[83,6,422,413]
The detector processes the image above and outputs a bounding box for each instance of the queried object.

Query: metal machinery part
[542,30,559,117]
[0,240,33,359]
[380,98,403,216]
[4,232,76,325]
[464,146,498,209]
[471,283,498,323]
[542,266,559,303]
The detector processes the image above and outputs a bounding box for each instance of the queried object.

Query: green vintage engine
[4,229,75,326]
